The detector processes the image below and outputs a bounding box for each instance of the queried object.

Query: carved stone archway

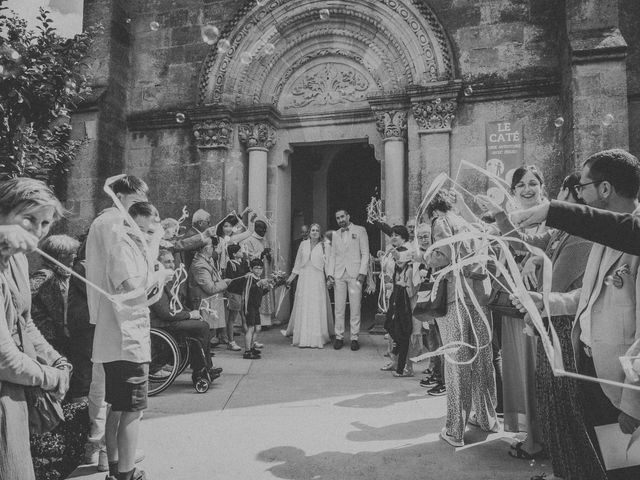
[193,0,458,272]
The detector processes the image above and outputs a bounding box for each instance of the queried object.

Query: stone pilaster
[412,98,457,200]
[193,118,232,218]
[238,122,277,151]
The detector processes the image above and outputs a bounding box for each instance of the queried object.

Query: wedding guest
[240,219,274,343]
[512,149,640,480]
[94,201,164,480]
[383,228,417,376]
[425,191,497,448]
[85,175,148,470]
[188,242,231,347]
[161,217,212,275]
[0,178,72,480]
[224,244,248,352]
[413,223,446,396]
[66,237,96,403]
[183,209,216,271]
[327,209,369,351]
[500,165,546,459]
[30,234,80,355]
[480,173,605,479]
[285,224,334,348]
[241,258,272,359]
[151,249,221,385]
[214,211,254,275]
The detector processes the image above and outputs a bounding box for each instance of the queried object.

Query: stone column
[411,99,456,200]
[193,119,233,219]
[562,0,629,168]
[375,110,407,226]
[238,122,277,216]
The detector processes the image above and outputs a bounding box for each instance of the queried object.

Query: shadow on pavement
[256,439,548,480]
[334,390,422,409]
[347,417,446,442]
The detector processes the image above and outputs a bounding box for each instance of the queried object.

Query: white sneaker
[228,341,242,351]
[97,449,146,472]
[439,427,464,447]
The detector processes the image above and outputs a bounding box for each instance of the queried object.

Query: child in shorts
[241,258,271,359]
[94,201,161,480]
[225,244,248,352]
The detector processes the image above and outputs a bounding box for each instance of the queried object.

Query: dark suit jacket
[149,284,190,328]
[547,200,640,255]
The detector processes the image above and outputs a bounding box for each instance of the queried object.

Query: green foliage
[0,4,100,195]
[30,400,90,480]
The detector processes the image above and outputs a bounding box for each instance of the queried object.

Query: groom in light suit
[327,209,369,351]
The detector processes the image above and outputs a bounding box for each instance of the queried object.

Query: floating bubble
[319,8,330,20]
[175,112,186,124]
[263,42,275,55]
[463,85,473,97]
[554,116,564,128]
[217,39,231,54]
[201,24,220,45]
[435,97,442,105]
[529,460,536,468]
[602,113,614,127]
[150,21,160,31]
[125,18,131,24]
[240,51,253,65]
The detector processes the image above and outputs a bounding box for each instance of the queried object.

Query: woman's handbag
[486,279,524,318]
[413,276,448,318]
[15,319,65,435]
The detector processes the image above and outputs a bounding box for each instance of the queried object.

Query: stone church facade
[70,0,640,266]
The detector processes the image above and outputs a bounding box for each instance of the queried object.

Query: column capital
[374,110,408,141]
[238,122,277,151]
[192,119,233,149]
[412,98,456,132]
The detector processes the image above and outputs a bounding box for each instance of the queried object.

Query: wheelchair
[149,327,212,395]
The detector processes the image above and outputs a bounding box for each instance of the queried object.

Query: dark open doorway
[326,143,381,254]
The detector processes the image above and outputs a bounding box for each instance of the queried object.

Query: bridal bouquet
[270,270,288,287]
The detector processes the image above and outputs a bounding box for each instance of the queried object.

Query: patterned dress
[535,231,606,480]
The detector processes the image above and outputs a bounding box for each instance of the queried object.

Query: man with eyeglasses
[511,149,640,478]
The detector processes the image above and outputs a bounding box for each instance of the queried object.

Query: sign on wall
[485,120,524,187]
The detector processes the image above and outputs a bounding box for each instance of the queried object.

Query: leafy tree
[0,4,100,196]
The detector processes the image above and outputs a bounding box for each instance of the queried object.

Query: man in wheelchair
[150,249,222,386]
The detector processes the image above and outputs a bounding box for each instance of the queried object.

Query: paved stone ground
[70,328,549,480]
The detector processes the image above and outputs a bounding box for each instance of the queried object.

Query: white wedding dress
[285,239,334,348]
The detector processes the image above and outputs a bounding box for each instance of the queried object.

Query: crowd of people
[1,148,640,480]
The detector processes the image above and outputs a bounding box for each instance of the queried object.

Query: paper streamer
[169,264,188,315]
[177,205,189,227]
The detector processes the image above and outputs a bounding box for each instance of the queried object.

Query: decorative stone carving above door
[281,62,373,111]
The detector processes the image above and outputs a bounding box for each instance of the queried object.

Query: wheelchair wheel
[194,378,210,393]
[149,328,180,396]
[176,337,191,376]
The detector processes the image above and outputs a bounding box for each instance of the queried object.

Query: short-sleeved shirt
[92,232,152,364]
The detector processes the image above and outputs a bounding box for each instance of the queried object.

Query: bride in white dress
[284,224,334,348]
